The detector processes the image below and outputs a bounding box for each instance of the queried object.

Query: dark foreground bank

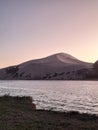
[0,95,98,130]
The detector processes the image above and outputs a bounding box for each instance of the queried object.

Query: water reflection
[0,80,98,114]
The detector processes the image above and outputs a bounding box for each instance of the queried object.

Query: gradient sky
[0,0,98,68]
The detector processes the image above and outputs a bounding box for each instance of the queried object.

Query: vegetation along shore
[0,95,98,130]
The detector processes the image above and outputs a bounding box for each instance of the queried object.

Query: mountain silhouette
[0,52,93,80]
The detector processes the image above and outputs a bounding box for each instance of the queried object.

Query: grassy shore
[0,95,98,130]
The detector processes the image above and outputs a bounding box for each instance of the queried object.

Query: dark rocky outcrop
[93,60,98,73]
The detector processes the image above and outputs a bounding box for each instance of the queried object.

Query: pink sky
[0,0,98,68]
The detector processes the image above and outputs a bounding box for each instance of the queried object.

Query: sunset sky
[0,0,98,68]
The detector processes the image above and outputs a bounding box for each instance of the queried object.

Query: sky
[0,0,98,68]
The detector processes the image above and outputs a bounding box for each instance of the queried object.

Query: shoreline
[0,95,98,130]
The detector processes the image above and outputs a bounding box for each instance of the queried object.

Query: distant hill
[0,52,94,80]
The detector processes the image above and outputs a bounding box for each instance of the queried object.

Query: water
[0,80,98,114]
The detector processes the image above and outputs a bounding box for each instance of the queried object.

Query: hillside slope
[0,53,93,80]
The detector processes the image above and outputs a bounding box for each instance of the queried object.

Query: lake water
[0,80,98,114]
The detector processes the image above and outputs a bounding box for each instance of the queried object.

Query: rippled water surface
[0,80,98,114]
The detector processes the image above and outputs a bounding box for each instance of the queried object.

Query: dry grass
[0,95,98,130]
